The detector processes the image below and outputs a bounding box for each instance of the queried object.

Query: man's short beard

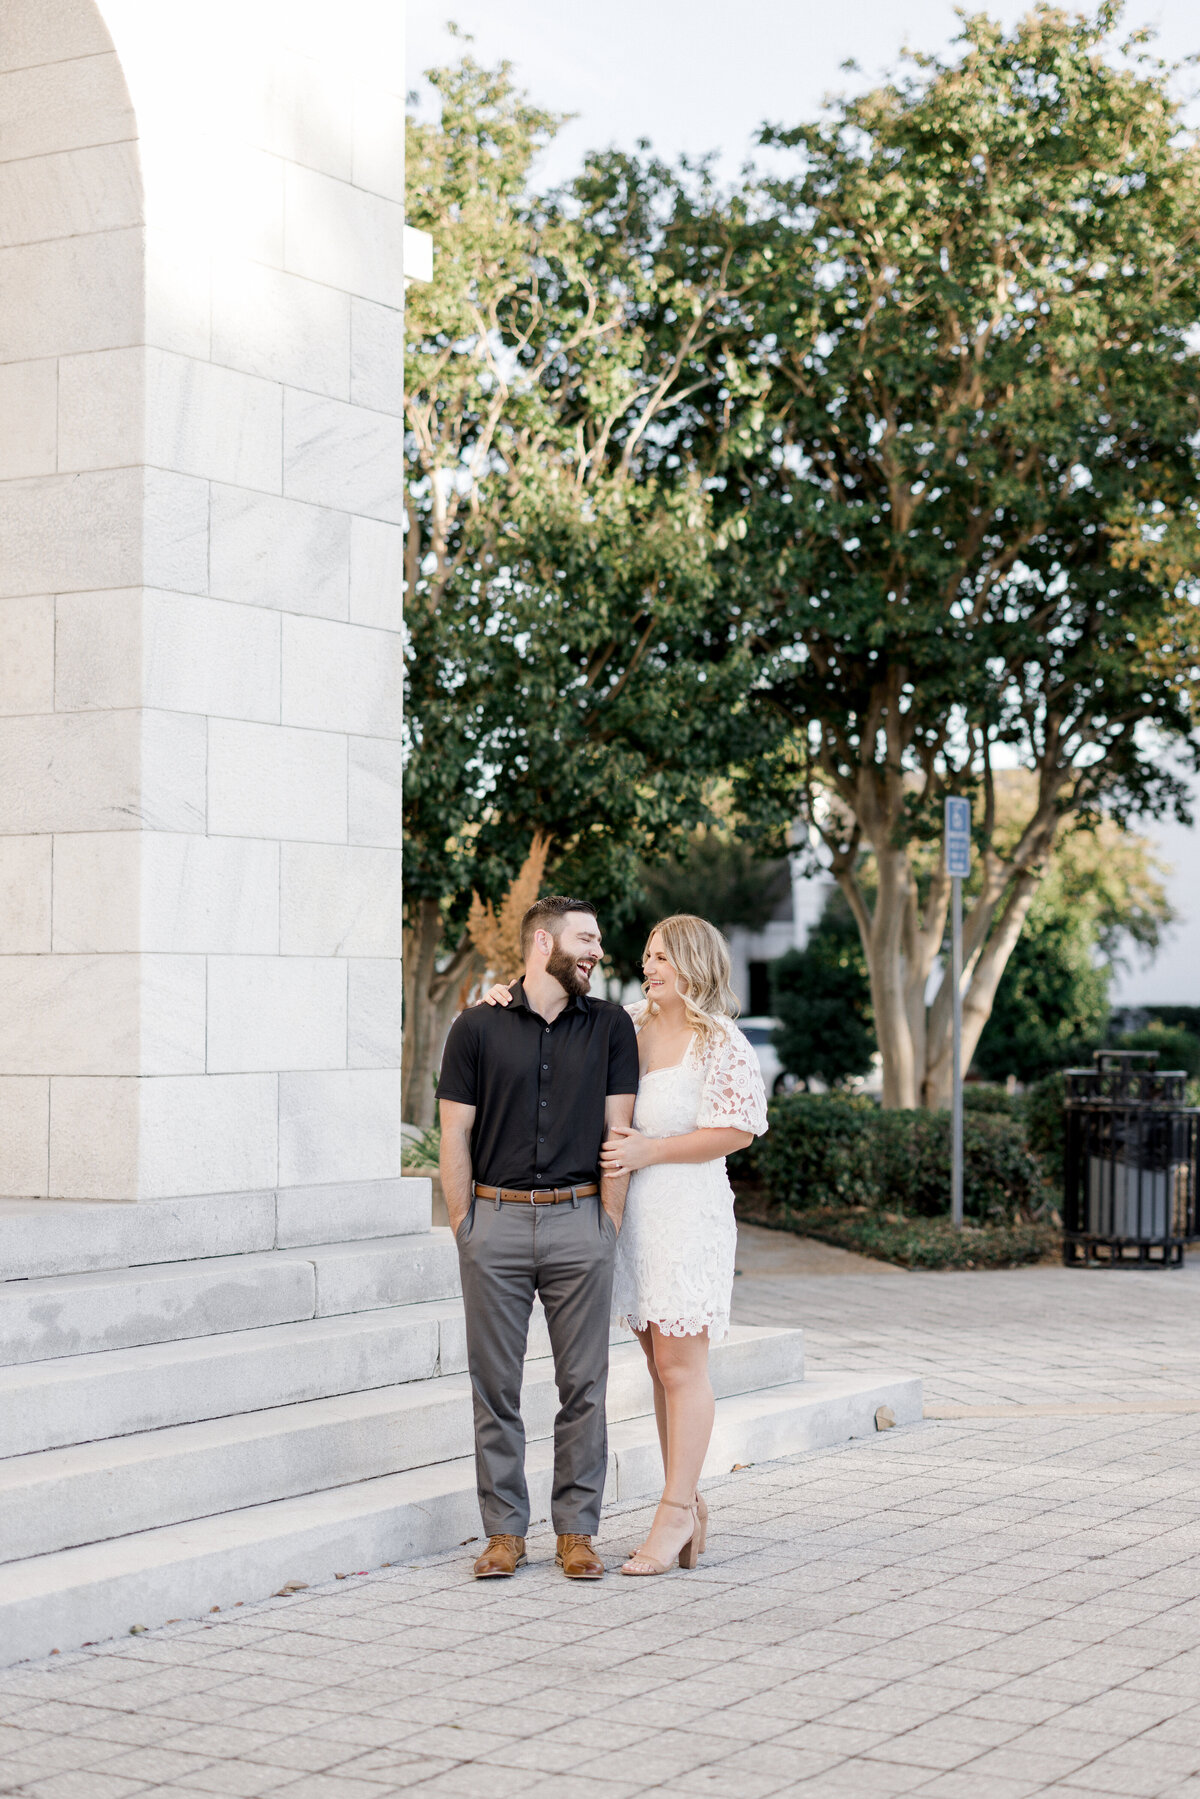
[545,943,591,997]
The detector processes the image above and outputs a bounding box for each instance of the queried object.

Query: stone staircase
[0,1179,920,1665]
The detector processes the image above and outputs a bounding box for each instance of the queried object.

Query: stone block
[349,296,404,415]
[208,719,347,841]
[348,735,402,846]
[143,467,210,595]
[307,1229,461,1315]
[50,1073,279,1201]
[0,360,56,477]
[0,1077,48,1197]
[55,589,282,722]
[0,835,51,953]
[141,708,208,829]
[348,514,402,628]
[206,956,347,1073]
[0,141,142,250]
[0,709,205,834]
[53,833,280,956]
[212,257,349,397]
[0,1306,442,1459]
[282,614,402,736]
[0,52,134,164]
[213,147,285,268]
[347,959,403,1068]
[56,345,143,472]
[0,1189,277,1281]
[145,352,283,491]
[0,228,142,362]
[0,468,139,600]
[352,85,406,204]
[274,1175,432,1246]
[280,843,402,956]
[0,1251,315,1367]
[209,485,350,618]
[145,225,212,360]
[0,954,204,1076]
[278,1068,404,1186]
[282,388,405,521]
[47,1076,138,1202]
[0,594,54,714]
[0,4,111,69]
[263,48,352,179]
[283,161,405,308]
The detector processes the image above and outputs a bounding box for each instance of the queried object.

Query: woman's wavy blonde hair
[636,913,739,1041]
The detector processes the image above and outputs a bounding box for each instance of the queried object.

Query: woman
[604,914,767,1574]
[480,912,768,1576]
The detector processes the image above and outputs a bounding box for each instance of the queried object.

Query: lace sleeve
[696,1023,769,1136]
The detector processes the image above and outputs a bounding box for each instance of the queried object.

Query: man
[437,896,639,1580]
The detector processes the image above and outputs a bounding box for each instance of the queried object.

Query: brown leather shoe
[556,1533,604,1579]
[473,1534,526,1578]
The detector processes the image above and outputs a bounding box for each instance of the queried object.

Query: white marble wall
[0,0,415,1202]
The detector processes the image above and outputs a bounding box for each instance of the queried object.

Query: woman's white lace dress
[613,1019,768,1344]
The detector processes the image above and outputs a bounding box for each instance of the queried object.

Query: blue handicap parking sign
[944,796,971,876]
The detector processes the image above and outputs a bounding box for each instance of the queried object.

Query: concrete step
[0,1367,921,1666]
[0,1231,460,1368]
[0,1298,640,1459]
[0,1179,432,1282]
[0,1327,805,1561]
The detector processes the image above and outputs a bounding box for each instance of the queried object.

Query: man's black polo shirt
[436,979,640,1189]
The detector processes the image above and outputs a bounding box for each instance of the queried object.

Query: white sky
[407,0,1200,1006]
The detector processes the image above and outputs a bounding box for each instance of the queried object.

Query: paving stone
[6,1255,1200,1798]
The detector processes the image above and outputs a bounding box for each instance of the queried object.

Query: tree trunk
[923,867,1043,1108]
[402,900,483,1128]
[848,849,922,1109]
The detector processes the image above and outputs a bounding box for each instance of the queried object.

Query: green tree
[720,3,1200,1108]
[974,904,1109,1082]
[403,59,767,1121]
[975,814,1171,1079]
[770,889,875,1087]
[602,827,791,982]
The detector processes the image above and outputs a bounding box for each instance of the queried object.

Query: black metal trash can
[1063,1050,1199,1267]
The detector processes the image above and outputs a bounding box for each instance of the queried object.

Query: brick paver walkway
[3,1234,1200,1799]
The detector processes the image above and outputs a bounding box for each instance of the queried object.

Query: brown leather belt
[472,1182,599,1205]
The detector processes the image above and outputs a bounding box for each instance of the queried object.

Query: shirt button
[542,1063,549,1070]
[540,1100,548,1108]
[538,1136,545,1143]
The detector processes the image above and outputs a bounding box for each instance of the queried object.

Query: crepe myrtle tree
[402,58,769,1123]
[725,3,1200,1108]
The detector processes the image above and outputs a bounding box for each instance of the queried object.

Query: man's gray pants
[455,1193,617,1537]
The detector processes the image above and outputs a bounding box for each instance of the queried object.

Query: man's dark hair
[520,896,598,961]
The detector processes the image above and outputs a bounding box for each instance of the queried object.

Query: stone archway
[0,0,409,1211]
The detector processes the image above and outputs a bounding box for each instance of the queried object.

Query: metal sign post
[944,797,971,1230]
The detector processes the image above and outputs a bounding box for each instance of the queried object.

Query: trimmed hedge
[753,1092,1050,1225]
[766,1208,1059,1270]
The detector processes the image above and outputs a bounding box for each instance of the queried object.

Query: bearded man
[437,896,639,1579]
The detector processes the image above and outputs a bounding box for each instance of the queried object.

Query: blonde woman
[602,914,767,1574]
[480,913,768,1575]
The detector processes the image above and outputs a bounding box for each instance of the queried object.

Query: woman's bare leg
[624,1325,714,1570]
[634,1324,669,1478]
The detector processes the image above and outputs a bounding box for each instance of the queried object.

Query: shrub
[755,1093,1050,1225]
[1024,1071,1067,1182]
[1113,1024,1200,1081]
[776,1209,1059,1270]
[753,1092,877,1211]
[962,1085,1024,1118]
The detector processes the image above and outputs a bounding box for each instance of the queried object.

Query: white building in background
[727,862,834,1016]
